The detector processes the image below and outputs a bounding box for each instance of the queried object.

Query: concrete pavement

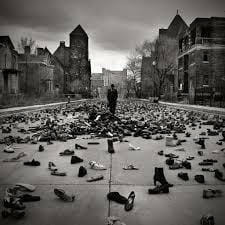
[0,102,225,225]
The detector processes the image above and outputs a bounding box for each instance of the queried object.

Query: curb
[0,99,90,117]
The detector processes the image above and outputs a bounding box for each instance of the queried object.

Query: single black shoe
[178,172,189,181]
[71,155,83,164]
[195,139,206,149]
[75,144,87,150]
[148,184,169,194]
[38,145,44,152]
[182,161,191,169]
[19,194,41,202]
[158,150,164,156]
[24,159,40,166]
[108,139,115,153]
[78,166,87,177]
[2,209,25,219]
[195,175,205,183]
[107,192,127,204]
[214,169,225,181]
[165,158,174,166]
[153,167,173,187]
[198,151,204,156]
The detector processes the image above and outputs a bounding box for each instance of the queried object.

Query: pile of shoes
[2,183,40,219]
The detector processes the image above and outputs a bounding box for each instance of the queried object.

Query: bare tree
[126,40,153,97]
[152,36,178,97]
[17,36,36,53]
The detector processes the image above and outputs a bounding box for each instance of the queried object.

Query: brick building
[91,73,104,98]
[102,68,127,98]
[18,46,54,96]
[178,17,225,103]
[0,36,20,96]
[141,13,188,99]
[54,25,91,96]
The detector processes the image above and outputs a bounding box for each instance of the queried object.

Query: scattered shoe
[48,162,57,171]
[75,143,87,150]
[195,175,205,183]
[51,171,67,176]
[89,161,106,170]
[54,188,75,202]
[148,184,169,194]
[24,159,40,166]
[78,166,87,177]
[87,175,104,182]
[71,155,83,164]
[214,169,225,181]
[200,214,215,225]
[38,145,44,152]
[59,149,74,156]
[203,189,222,199]
[124,191,135,211]
[107,192,128,204]
[128,143,140,151]
[178,172,189,181]
[123,165,139,170]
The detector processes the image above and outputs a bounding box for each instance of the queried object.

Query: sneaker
[169,162,183,170]
[89,161,106,170]
[128,143,140,151]
[71,155,83,164]
[19,194,41,202]
[54,188,75,202]
[3,146,14,153]
[165,158,174,166]
[165,153,179,158]
[186,156,195,160]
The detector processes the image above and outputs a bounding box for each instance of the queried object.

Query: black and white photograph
[0,0,225,224]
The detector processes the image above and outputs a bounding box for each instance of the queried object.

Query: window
[203,52,209,62]
[203,75,209,85]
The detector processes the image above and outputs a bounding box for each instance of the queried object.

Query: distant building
[178,17,225,103]
[91,73,104,98]
[18,46,54,96]
[141,13,188,99]
[102,68,127,98]
[0,36,20,96]
[54,25,91,97]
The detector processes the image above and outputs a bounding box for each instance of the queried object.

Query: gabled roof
[167,14,188,38]
[0,36,15,50]
[70,25,88,37]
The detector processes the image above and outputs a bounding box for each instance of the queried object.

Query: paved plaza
[0,100,225,225]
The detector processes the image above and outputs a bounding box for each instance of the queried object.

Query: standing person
[107,84,118,115]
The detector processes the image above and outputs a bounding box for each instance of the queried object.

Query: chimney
[24,45,31,54]
[37,48,44,56]
[60,41,65,47]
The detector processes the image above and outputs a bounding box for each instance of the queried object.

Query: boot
[153,167,173,187]
[108,139,115,154]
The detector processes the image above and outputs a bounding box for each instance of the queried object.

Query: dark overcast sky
[0,0,225,72]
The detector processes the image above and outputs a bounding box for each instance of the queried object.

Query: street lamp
[152,60,156,97]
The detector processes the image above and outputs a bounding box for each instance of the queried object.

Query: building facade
[0,36,20,96]
[18,46,54,96]
[178,17,225,103]
[91,73,104,98]
[102,68,127,98]
[54,25,91,96]
[141,13,188,99]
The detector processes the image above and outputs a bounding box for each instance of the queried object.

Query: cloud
[0,0,225,72]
